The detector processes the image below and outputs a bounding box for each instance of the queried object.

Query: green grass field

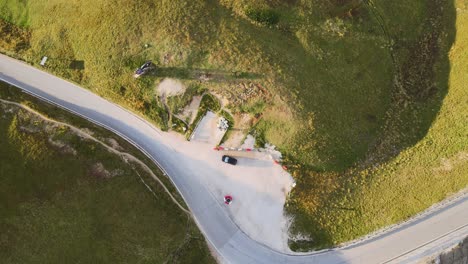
[0,82,215,263]
[0,0,467,251]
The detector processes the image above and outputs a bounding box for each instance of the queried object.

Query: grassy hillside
[0,82,215,263]
[286,0,468,250]
[0,0,466,251]
[0,0,394,170]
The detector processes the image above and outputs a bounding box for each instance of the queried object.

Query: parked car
[222,155,237,165]
[134,61,153,77]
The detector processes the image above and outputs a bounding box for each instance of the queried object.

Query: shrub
[245,8,280,26]
[0,19,30,53]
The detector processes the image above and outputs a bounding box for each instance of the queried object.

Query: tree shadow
[149,66,262,82]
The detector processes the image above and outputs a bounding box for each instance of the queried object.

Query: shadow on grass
[362,0,457,167]
[287,206,335,251]
[150,66,262,82]
[277,0,457,173]
[286,0,458,250]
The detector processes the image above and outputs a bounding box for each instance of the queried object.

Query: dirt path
[157,78,186,97]
[0,98,190,214]
[156,78,187,127]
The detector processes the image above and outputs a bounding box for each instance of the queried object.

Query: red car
[224,195,233,205]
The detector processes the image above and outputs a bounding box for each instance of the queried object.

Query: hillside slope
[0,83,215,263]
[1,0,466,250]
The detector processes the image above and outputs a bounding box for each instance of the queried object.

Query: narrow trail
[0,98,190,215]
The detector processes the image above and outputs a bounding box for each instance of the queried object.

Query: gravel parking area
[166,132,295,252]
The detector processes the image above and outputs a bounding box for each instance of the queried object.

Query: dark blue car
[134,61,153,77]
[222,155,237,165]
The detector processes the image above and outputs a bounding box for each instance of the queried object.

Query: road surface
[0,54,467,263]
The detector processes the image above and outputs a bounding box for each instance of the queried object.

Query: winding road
[1,54,467,263]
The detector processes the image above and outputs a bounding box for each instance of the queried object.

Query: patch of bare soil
[222,132,245,148]
[80,127,95,137]
[48,137,77,155]
[215,82,270,108]
[106,138,124,151]
[211,91,230,108]
[88,163,123,179]
[89,163,111,179]
[157,78,186,98]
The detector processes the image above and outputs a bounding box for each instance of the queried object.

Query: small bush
[201,93,221,112]
[0,19,30,53]
[245,8,280,26]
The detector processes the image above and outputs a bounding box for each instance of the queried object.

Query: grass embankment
[0,82,215,263]
[0,0,466,251]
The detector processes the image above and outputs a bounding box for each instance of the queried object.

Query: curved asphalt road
[1,54,467,264]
